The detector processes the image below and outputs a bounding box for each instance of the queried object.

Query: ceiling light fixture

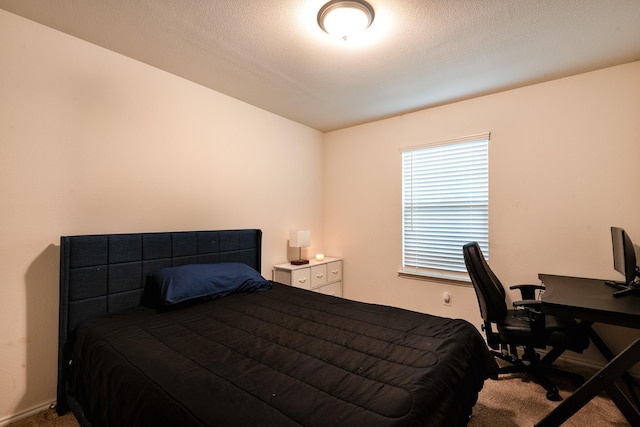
[317,0,375,41]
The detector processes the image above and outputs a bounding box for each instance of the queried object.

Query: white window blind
[401,133,489,280]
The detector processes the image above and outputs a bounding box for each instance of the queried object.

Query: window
[401,133,489,281]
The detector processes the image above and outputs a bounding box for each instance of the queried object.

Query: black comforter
[69,282,496,426]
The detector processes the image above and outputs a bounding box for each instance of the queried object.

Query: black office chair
[462,242,590,401]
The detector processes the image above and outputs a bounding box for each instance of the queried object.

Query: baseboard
[558,354,640,381]
[557,354,604,370]
[0,401,56,427]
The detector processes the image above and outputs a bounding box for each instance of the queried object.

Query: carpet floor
[468,359,630,426]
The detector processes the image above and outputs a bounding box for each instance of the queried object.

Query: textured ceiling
[2,0,640,132]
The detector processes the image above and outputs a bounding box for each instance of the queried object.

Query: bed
[57,229,497,426]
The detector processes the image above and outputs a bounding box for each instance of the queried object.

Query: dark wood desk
[537,274,640,427]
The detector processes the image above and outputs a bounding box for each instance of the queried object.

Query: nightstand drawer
[315,281,342,297]
[291,268,311,289]
[327,261,342,283]
[311,264,327,288]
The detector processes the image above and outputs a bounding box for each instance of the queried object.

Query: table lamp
[290,229,311,265]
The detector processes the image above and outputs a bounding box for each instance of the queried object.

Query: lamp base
[291,259,309,265]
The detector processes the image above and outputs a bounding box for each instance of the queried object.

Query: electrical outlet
[443,291,451,306]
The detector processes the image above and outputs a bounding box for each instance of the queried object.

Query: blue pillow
[148,263,271,306]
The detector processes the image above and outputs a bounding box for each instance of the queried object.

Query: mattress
[68,282,496,426]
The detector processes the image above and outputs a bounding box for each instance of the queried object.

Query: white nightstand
[273,257,342,297]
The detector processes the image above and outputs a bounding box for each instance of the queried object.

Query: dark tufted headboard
[57,229,262,415]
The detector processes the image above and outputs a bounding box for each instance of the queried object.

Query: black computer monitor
[608,226,640,297]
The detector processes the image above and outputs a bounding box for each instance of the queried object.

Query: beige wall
[323,61,640,364]
[0,10,324,422]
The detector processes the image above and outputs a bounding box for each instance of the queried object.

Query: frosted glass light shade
[290,230,311,248]
[318,0,374,40]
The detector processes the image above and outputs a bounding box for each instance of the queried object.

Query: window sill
[398,270,472,287]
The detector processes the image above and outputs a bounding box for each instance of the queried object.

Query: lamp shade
[290,230,311,248]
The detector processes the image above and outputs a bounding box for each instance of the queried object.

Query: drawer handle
[298,278,306,283]
[315,273,324,279]
[332,270,339,274]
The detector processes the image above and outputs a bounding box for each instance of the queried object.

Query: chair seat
[498,309,589,352]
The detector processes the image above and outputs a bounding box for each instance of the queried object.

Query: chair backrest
[463,242,508,323]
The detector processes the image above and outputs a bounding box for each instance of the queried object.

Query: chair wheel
[546,389,561,401]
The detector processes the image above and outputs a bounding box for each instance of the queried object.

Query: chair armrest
[513,299,541,308]
[510,284,545,300]
[513,299,541,314]
[512,300,543,324]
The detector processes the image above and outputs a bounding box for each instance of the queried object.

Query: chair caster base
[546,389,561,401]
